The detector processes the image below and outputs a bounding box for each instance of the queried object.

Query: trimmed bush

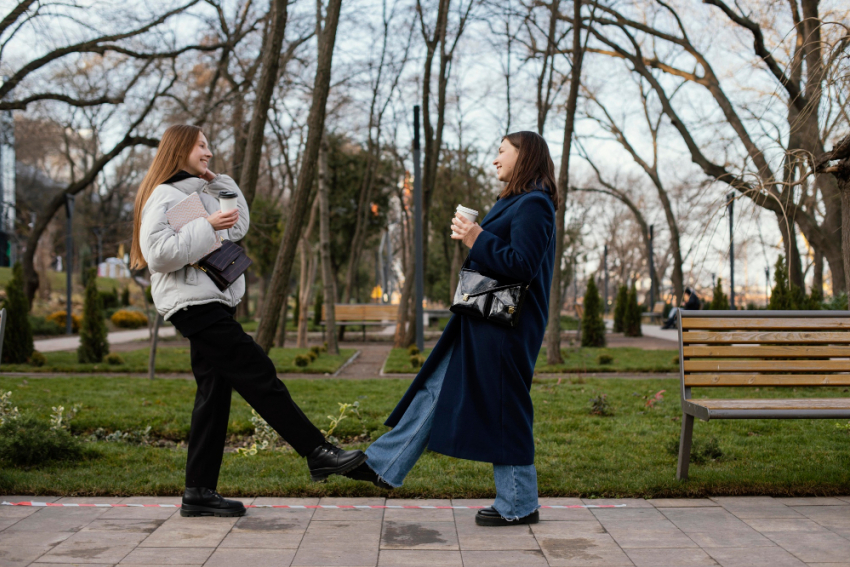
[29,351,46,367]
[306,351,318,362]
[581,276,606,348]
[597,354,614,365]
[310,345,322,356]
[105,353,125,365]
[612,284,628,333]
[110,310,149,329]
[294,354,310,367]
[0,414,90,468]
[2,263,33,364]
[410,354,426,368]
[29,315,63,336]
[407,345,420,356]
[121,286,131,307]
[623,285,643,337]
[47,311,81,333]
[78,268,109,363]
[99,287,120,310]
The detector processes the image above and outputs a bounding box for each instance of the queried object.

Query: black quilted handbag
[449,254,530,328]
[195,240,253,291]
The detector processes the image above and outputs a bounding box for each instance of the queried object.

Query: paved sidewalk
[34,328,177,353]
[2,496,849,566]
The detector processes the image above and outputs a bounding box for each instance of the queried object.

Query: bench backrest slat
[678,310,850,391]
[321,304,399,321]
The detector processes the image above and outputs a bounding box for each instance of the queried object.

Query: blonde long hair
[130,125,204,269]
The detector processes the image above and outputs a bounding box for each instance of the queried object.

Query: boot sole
[180,504,247,518]
[474,510,539,526]
[310,452,369,483]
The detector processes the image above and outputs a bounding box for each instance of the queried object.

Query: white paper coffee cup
[219,190,238,213]
[453,205,478,235]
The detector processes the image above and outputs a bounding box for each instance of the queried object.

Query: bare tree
[255,0,343,352]
[318,138,338,354]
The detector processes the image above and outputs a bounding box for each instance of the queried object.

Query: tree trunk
[812,248,824,298]
[297,243,319,348]
[239,0,287,206]
[546,0,584,365]
[275,283,289,348]
[840,185,850,303]
[255,0,342,352]
[318,138,339,355]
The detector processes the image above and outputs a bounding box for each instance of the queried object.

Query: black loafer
[307,442,368,482]
[180,487,246,517]
[342,462,394,489]
[475,506,539,526]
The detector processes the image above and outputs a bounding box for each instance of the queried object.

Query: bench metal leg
[677,413,694,481]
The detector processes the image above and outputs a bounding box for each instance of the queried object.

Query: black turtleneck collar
[165,170,199,184]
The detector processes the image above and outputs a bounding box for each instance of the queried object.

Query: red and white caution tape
[2,501,626,510]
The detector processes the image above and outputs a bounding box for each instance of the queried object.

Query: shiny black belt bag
[449,255,530,328]
[195,240,253,291]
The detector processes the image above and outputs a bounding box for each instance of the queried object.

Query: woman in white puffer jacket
[131,125,367,518]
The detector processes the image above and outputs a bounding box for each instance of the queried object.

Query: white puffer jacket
[139,174,250,320]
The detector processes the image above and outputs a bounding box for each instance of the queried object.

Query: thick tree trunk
[318,139,339,355]
[274,284,289,348]
[840,186,850,301]
[546,0,583,365]
[255,0,342,352]
[813,248,824,298]
[297,243,318,348]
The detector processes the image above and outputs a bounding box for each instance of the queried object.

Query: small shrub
[29,351,46,367]
[672,356,680,366]
[0,414,90,467]
[310,345,322,356]
[88,425,151,445]
[410,354,426,368]
[0,391,20,425]
[597,354,614,365]
[581,276,606,347]
[3,263,33,363]
[306,350,318,362]
[110,309,149,329]
[47,311,81,333]
[29,316,63,336]
[666,435,724,464]
[613,284,628,333]
[623,285,642,337]
[407,345,420,356]
[589,393,612,416]
[79,268,109,363]
[294,354,311,367]
[98,287,120,310]
[105,353,125,365]
[121,286,131,307]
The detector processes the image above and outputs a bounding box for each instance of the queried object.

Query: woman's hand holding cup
[451,213,483,249]
[207,209,239,231]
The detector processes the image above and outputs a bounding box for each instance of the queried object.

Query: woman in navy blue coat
[344,131,558,526]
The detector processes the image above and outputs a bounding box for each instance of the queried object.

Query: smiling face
[493,138,519,183]
[183,132,213,176]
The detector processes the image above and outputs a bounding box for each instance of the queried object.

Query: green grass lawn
[1,347,356,375]
[385,346,679,374]
[0,267,125,294]
[1,375,848,497]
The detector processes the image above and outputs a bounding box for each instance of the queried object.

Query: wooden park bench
[641,301,667,322]
[321,304,397,340]
[675,310,850,480]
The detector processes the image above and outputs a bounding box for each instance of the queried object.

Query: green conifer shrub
[710,277,730,310]
[623,284,643,337]
[78,268,109,363]
[121,286,131,307]
[613,284,628,333]
[581,276,606,347]
[2,263,33,364]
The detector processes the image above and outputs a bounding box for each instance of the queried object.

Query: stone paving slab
[1,496,849,566]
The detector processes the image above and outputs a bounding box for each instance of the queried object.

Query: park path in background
[34,327,177,353]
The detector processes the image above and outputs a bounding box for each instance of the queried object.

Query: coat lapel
[479,193,523,228]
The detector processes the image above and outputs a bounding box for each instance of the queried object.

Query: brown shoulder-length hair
[130,125,203,270]
[498,131,559,210]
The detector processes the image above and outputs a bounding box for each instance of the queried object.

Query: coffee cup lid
[456,205,478,214]
[219,190,238,199]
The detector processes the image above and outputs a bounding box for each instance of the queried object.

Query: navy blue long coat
[385,186,556,465]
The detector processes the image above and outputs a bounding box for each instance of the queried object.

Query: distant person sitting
[661,287,701,329]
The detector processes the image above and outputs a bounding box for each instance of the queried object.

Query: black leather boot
[307,442,368,482]
[342,462,395,489]
[181,487,246,517]
[475,506,539,526]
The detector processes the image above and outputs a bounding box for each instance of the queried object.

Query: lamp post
[728,192,735,309]
[765,266,770,307]
[64,194,75,335]
[648,225,655,307]
[413,106,424,351]
[603,244,609,313]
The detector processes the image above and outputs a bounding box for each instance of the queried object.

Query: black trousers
[183,314,325,488]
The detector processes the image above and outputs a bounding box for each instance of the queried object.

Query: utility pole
[413,106,424,351]
[648,225,656,307]
[765,266,770,307]
[603,244,609,313]
[728,192,735,309]
[64,194,75,335]
[573,256,578,306]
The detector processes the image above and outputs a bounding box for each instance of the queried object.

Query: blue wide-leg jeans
[365,342,539,520]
